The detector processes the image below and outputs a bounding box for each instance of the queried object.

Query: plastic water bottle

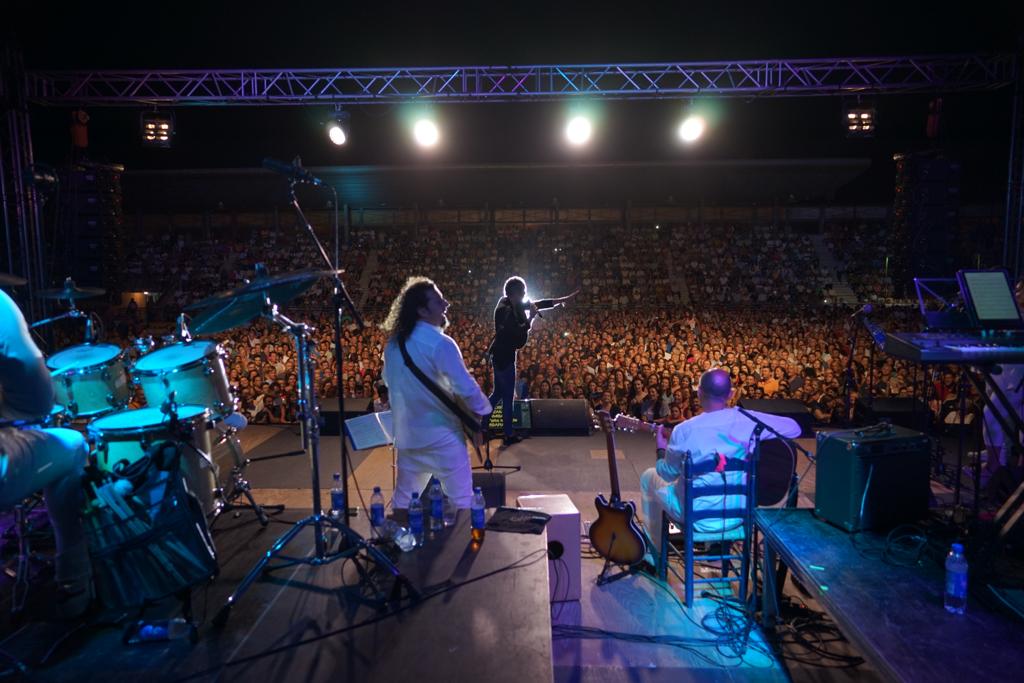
[471,486,486,543]
[370,486,386,528]
[944,542,968,615]
[329,473,345,520]
[429,477,444,531]
[127,617,195,644]
[408,492,425,546]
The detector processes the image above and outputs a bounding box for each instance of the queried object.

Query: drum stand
[207,432,284,529]
[214,303,417,626]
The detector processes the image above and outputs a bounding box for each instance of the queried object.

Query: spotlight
[845,106,875,137]
[565,116,592,146]
[413,119,440,147]
[678,115,705,143]
[327,111,350,146]
[140,111,174,148]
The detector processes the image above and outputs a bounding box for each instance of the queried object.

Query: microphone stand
[735,406,815,509]
[842,315,862,427]
[736,405,816,614]
[285,179,364,524]
[215,176,416,626]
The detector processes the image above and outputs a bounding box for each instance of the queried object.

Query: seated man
[640,368,801,551]
[0,290,91,617]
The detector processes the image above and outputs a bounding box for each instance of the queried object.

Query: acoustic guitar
[612,413,797,507]
[588,410,647,567]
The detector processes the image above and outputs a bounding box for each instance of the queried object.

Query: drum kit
[3,167,415,624]
[19,277,276,526]
[6,265,349,522]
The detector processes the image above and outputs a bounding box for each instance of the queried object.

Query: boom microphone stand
[214,173,416,625]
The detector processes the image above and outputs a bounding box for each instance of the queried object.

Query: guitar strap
[397,336,486,443]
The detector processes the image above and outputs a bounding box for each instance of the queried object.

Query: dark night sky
[11,2,1024,203]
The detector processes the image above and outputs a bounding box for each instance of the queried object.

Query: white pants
[393,440,473,509]
[0,426,90,584]
[640,466,747,552]
[640,467,679,549]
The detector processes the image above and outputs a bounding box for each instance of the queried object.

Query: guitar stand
[596,557,647,586]
[594,531,650,586]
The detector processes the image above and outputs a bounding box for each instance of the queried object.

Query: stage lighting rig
[845,105,875,137]
[565,115,592,146]
[140,111,174,148]
[327,110,350,145]
[678,115,706,143]
[413,118,440,147]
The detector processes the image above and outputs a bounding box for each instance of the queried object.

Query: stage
[0,425,986,682]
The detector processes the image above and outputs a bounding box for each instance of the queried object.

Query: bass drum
[131,341,236,418]
[47,343,131,418]
[87,405,218,515]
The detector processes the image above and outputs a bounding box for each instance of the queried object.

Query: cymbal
[35,280,105,300]
[0,272,27,287]
[185,268,342,335]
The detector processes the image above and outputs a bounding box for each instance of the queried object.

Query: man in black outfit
[487,276,579,445]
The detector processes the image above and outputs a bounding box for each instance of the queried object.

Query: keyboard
[884,331,1024,364]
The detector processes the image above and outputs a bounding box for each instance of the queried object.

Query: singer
[486,276,579,446]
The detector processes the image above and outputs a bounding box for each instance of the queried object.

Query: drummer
[0,289,92,618]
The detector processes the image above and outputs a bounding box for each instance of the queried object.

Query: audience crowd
[54,220,986,429]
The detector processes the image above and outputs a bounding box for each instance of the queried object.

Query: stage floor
[3,425,962,681]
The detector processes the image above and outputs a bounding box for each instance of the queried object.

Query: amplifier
[528,399,592,436]
[814,425,931,533]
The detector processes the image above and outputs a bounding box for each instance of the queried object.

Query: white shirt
[657,406,801,532]
[382,321,491,450]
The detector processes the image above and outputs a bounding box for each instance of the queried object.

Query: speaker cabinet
[738,398,814,437]
[527,399,592,436]
[814,425,931,532]
[858,397,930,432]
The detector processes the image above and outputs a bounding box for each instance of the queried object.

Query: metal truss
[26,54,1015,106]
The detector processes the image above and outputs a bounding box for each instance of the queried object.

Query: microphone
[262,157,323,186]
[849,303,873,318]
[83,316,94,344]
[860,315,888,350]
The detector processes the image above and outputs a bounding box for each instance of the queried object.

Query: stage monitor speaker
[859,397,930,432]
[319,396,370,436]
[528,399,592,436]
[814,425,931,533]
[487,399,532,432]
[737,398,814,437]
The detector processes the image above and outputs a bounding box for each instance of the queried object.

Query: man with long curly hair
[381,277,491,508]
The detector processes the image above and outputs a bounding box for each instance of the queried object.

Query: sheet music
[344,410,394,450]
[964,272,1020,322]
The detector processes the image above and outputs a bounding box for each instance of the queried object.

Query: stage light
[327,111,350,146]
[140,111,174,148]
[414,119,440,147]
[565,116,592,146]
[845,106,875,137]
[678,115,706,143]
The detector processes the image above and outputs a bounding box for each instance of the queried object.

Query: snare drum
[47,343,131,418]
[87,405,218,514]
[132,341,236,417]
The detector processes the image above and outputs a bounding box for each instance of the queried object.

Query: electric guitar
[612,413,797,507]
[588,410,647,566]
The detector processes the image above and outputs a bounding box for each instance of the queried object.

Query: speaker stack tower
[892,151,960,295]
[57,162,125,289]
